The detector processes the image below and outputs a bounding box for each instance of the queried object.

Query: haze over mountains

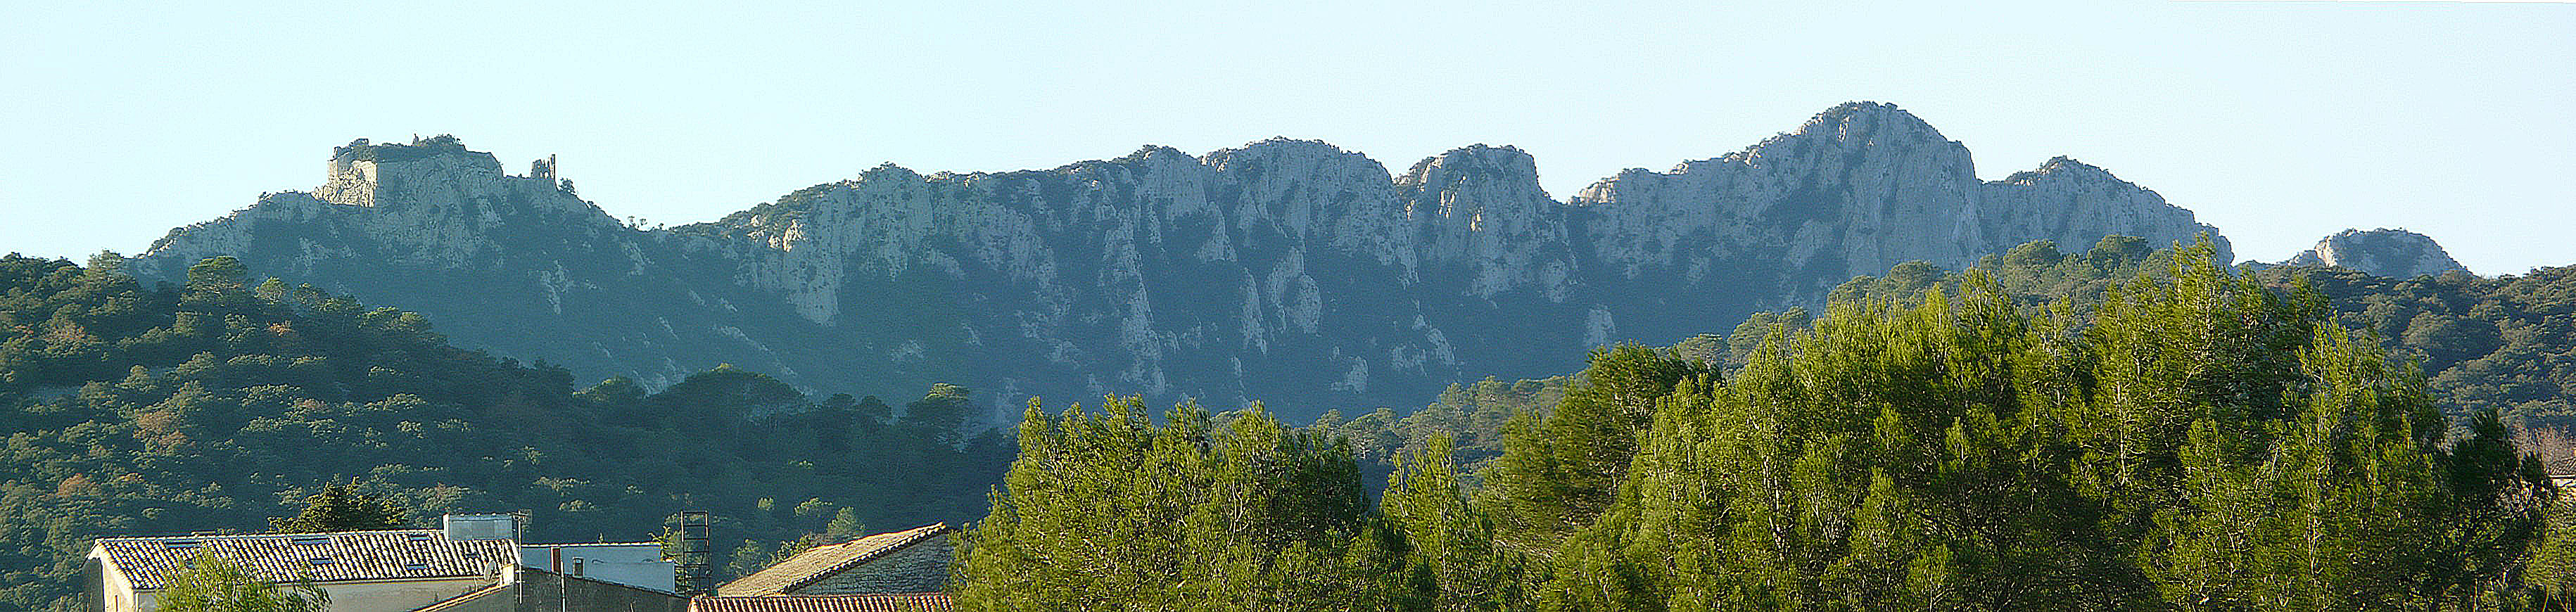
[129,102,2419,420]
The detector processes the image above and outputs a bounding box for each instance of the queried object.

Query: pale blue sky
[3,1,2569,274]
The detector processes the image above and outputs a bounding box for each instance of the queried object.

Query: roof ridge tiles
[101,528,446,542]
[94,530,514,589]
[713,523,957,597]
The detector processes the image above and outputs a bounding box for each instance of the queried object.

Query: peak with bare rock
[2283,228,2468,278]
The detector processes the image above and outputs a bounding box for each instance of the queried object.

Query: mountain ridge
[131,103,2230,421]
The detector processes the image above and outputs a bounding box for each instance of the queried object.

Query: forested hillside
[1826,238,2576,468]
[2280,266,2576,457]
[966,244,2572,609]
[0,255,1008,611]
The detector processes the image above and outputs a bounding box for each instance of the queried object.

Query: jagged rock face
[1981,156,2231,264]
[2284,228,2466,278]
[1571,103,2228,304]
[134,138,873,392]
[132,103,2235,421]
[1572,103,1985,309]
[1396,145,1574,300]
[685,140,1492,410]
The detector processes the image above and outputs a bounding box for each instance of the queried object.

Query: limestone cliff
[132,104,2236,421]
[1571,103,2227,302]
[2283,228,2468,278]
[134,136,872,392]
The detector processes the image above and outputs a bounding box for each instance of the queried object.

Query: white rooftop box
[442,514,519,542]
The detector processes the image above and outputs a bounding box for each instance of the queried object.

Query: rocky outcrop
[131,103,2235,421]
[1397,144,1575,300]
[2283,228,2467,278]
[1571,103,2228,304]
[1981,156,2229,264]
[134,136,868,392]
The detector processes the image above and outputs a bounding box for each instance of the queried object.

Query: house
[712,523,956,597]
[87,529,516,612]
[687,594,952,612]
[519,542,673,593]
[85,516,683,612]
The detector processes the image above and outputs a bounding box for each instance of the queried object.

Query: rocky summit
[2283,228,2468,278]
[131,103,2228,421]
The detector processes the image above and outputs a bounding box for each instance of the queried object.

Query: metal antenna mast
[675,511,713,597]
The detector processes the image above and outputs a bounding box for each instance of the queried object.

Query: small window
[571,559,584,577]
[404,561,430,571]
[308,557,334,566]
[289,537,329,546]
[406,533,432,542]
[165,540,201,549]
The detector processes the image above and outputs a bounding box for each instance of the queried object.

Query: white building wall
[310,578,493,612]
[89,546,143,612]
[519,544,673,593]
[120,577,490,612]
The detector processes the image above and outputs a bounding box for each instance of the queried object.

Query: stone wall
[317,158,381,208]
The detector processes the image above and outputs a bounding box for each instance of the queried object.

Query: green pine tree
[153,555,329,612]
[268,484,408,533]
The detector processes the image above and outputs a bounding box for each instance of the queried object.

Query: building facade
[87,530,515,612]
[87,518,679,612]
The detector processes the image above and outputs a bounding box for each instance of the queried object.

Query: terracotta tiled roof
[691,594,953,612]
[713,524,954,597]
[94,530,516,589]
[407,582,511,612]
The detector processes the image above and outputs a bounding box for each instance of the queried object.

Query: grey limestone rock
[2283,228,2468,278]
[1571,102,2226,307]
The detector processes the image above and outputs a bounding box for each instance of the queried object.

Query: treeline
[2271,264,2576,463]
[1822,237,2576,468]
[1307,237,2181,481]
[956,243,2573,610]
[1312,377,1566,488]
[0,254,1008,611]
[1348,236,2576,481]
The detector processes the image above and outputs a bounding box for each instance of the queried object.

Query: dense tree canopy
[267,484,407,533]
[1525,243,2551,610]
[954,398,1416,611]
[1826,237,2576,462]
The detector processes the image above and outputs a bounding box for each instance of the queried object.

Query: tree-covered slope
[0,255,1007,611]
[1818,238,2576,468]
